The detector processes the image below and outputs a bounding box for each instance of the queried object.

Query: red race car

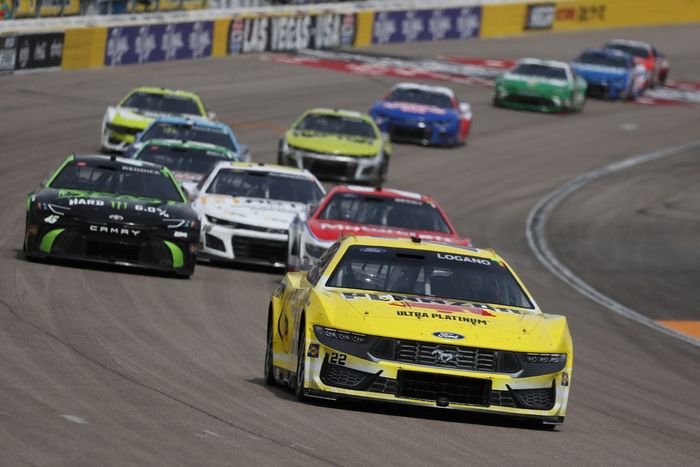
[287,185,472,270]
[604,39,670,87]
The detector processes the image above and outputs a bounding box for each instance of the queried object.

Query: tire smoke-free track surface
[1,24,699,466]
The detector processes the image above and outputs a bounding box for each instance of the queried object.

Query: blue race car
[123,116,250,161]
[369,83,472,146]
[571,48,646,100]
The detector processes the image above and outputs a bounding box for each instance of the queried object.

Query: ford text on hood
[267,236,573,426]
[24,155,199,277]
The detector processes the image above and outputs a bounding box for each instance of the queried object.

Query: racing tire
[264,317,277,386]
[293,325,307,401]
[174,264,195,279]
[493,97,502,108]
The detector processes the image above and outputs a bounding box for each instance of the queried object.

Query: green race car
[101,87,212,153]
[494,59,587,113]
[278,108,391,184]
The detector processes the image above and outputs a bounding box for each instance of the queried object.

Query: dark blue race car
[571,48,646,100]
[369,83,472,147]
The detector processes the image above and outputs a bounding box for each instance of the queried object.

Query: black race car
[24,155,199,277]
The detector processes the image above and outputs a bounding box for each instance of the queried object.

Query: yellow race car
[265,236,572,426]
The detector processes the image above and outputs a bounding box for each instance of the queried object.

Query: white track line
[526,140,700,348]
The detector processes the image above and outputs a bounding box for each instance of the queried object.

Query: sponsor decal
[111,201,128,210]
[359,247,386,254]
[10,33,64,71]
[381,102,448,115]
[173,231,188,238]
[317,222,455,242]
[89,225,141,236]
[555,3,606,23]
[307,343,320,358]
[372,7,481,44]
[0,36,17,72]
[342,292,523,315]
[432,331,464,340]
[431,349,456,363]
[561,372,569,386]
[525,3,555,30]
[396,310,487,325]
[227,13,356,55]
[105,22,213,67]
[108,214,124,221]
[69,198,105,206]
[43,215,59,224]
[436,253,491,266]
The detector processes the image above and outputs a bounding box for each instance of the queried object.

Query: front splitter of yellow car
[292,334,571,424]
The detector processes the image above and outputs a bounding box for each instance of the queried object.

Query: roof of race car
[148,116,229,129]
[129,86,202,99]
[580,47,630,58]
[210,161,318,179]
[136,139,236,156]
[304,107,372,120]
[338,235,498,261]
[516,58,571,70]
[72,154,168,171]
[327,184,433,202]
[604,39,652,49]
[392,82,455,98]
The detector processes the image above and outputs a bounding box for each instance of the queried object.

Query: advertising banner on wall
[525,3,556,30]
[371,7,481,44]
[227,13,356,55]
[13,33,64,71]
[104,21,213,66]
[0,36,16,72]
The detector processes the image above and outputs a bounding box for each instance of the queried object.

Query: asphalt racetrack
[1,24,699,466]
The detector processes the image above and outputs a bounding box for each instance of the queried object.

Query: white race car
[192,162,325,268]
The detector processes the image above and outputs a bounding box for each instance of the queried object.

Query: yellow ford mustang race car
[265,236,573,426]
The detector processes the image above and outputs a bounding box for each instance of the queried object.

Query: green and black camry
[24,155,200,277]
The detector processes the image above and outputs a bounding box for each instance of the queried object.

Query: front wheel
[293,327,307,401]
[264,319,277,386]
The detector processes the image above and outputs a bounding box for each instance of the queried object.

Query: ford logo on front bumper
[433,331,464,340]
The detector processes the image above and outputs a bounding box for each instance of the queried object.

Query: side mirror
[207,110,217,121]
[459,102,472,116]
[186,186,200,203]
[39,178,48,188]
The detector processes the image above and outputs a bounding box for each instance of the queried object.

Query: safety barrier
[0,0,699,75]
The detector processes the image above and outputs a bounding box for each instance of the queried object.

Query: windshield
[511,63,568,80]
[141,122,236,151]
[122,92,202,116]
[387,88,453,108]
[205,169,324,204]
[606,44,649,58]
[50,160,183,202]
[296,113,376,138]
[575,51,630,68]
[135,144,232,176]
[319,192,452,234]
[327,246,533,309]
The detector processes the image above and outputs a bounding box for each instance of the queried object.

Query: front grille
[389,124,432,142]
[86,239,140,262]
[302,157,357,180]
[368,376,398,394]
[586,84,608,98]
[490,390,517,408]
[393,340,498,372]
[205,233,225,251]
[232,236,286,264]
[504,94,556,107]
[107,123,142,136]
[397,370,491,406]
[320,361,372,389]
[512,385,555,410]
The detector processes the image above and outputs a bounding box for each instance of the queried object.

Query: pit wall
[1,0,699,74]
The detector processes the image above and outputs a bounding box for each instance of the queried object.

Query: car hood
[108,106,159,129]
[197,194,306,229]
[316,289,565,351]
[371,101,456,121]
[572,63,629,79]
[35,188,193,225]
[307,219,468,245]
[286,130,380,157]
[499,74,571,96]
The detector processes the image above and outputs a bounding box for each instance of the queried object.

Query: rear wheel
[293,325,307,401]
